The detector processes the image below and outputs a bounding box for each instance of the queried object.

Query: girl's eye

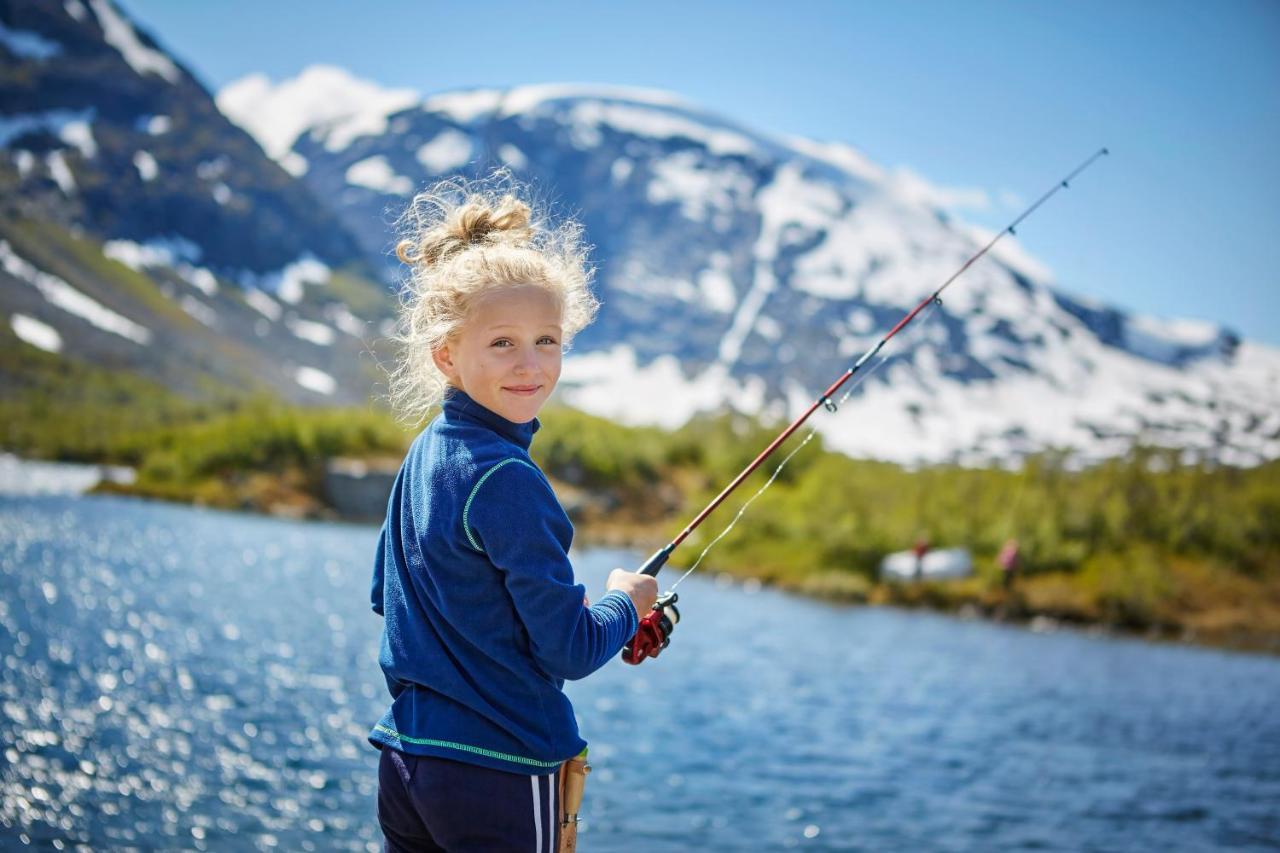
[489,337,559,347]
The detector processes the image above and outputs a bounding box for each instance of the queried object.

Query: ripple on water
[2,494,1280,851]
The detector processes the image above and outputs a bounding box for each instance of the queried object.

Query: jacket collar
[441,387,540,450]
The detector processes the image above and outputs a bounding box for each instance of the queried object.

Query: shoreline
[2,454,1276,658]
[539,520,1280,658]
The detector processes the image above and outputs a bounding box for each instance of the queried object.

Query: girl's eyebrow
[485,323,563,332]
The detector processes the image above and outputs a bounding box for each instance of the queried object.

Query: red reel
[621,591,680,665]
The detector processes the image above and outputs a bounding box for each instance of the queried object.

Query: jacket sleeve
[467,458,639,680]
[370,521,387,617]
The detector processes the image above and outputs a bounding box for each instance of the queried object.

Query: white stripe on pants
[531,770,557,853]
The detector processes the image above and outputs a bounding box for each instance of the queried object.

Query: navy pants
[377,746,561,852]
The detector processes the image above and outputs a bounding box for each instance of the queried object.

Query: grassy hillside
[2,345,1277,651]
[0,327,406,511]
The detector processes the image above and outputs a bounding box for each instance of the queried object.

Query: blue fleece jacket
[368,389,639,774]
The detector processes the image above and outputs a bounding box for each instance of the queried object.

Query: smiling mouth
[504,385,542,395]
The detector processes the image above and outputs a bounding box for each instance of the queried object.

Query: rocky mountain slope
[2,0,1275,468]
[219,67,1280,466]
[0,0,394,407]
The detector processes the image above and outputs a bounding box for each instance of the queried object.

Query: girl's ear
[431,343,458,382]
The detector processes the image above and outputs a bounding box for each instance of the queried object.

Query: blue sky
[123,0,1280,345]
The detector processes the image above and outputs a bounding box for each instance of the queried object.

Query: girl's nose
[514,346,538,374]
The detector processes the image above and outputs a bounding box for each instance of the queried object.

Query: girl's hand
[606,569,658,618]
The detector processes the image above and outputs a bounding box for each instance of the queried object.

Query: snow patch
[566,100,755,157]
[718,262,777,366]
[179,265,217,296]
[423,89,503,123]
[785,136,884,184]
[499,84,690,118]
[754,162,844,264]
[611,257,698,302]
[498,144,527,170]
[847,308,874,334]
[103,238,218,296]
[287,316,336,346]
[781,188,951,305]
[755,314,782,341]
[956,222,1055,284]
[144,114,171,135]
[243,257,330,305]
[11,314,63,353]
[12,150,35,178]
[59,119,96,157]
[648,150,752,228]
[325,303,369,338]
[87,0,180,83]
[345,155,413,195]
[217,65,417,159]
[243,288,281,321]
[1126,314,1221,349]
[0,20,62,60]
[283,258,330,303]
[710,318,1280,467]
[1,240,151,345]
[818,345,1163,464]
[179,295,217,328]
[0,109,95,150]
[46,151,75,193]
[64,0,88,22]
[567,120,601,149]
[133,150,157,181]
[560,345,767,430]
[294,366,336,395]
[415,130,472,173]
[103,236,200,267]
[697,253,736,313]
[101,240,155,269]
[280,151,308,176]
[750,162,874,300]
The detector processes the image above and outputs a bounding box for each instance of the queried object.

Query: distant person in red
[912,535,930,581]
[998,538,1021,590]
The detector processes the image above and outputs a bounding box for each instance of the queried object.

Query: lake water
[2,494,1278,851]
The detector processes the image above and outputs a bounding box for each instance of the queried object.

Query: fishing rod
[622,147,1110,664]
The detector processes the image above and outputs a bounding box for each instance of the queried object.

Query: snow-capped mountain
[0,1,394,405]
[219,67,1280,466]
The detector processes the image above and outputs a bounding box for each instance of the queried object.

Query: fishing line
[668,298,944,592]
[622,148,1109,664]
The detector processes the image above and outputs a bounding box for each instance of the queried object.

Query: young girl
[368,176,658,852]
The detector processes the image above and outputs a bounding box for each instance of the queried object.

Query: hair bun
[396,193,534,268]
[387,170,598,426]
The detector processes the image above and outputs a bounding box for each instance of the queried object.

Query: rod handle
[637,545,672,576]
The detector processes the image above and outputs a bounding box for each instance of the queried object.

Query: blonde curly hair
[385,172,599,427]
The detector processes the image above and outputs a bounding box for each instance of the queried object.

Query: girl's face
[432,283,564,424]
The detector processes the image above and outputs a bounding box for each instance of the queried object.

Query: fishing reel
[622,591,680,665]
